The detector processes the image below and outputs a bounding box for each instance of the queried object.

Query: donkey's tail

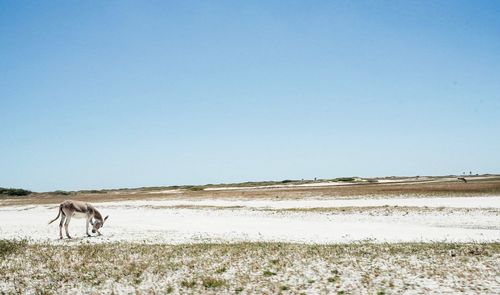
[48,204,62,224]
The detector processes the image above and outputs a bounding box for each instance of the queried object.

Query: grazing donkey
[48,200,109,239]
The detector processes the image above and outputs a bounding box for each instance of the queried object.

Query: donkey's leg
[86,217,91,237]
[59,215,66,239]
[64,215,73,239]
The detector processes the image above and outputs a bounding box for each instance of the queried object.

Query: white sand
[0,196,498,244]
[94,195,500,209]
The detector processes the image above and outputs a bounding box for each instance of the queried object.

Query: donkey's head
[91,215,109,233]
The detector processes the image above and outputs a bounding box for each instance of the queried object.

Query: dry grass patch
[0,241,498,294]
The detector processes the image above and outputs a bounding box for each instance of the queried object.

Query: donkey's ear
[104,215,109,222]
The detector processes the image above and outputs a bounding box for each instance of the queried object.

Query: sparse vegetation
[2,176,500,207]
[0,241,497,294]
[181,280,197,288]
[187,186,205,191]
[202,277,226,288]
[0,239,27,257]
[335,177,356,182]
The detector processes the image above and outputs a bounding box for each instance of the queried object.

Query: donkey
[49,200,109,239]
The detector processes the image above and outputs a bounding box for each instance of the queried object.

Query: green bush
[0,187,32,196]
[335,178,355,182]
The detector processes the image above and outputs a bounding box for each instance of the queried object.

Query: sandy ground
[2,242,498,294]
[3,179,499,294]
[1,196,498,244]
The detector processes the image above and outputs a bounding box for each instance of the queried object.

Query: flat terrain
[1,176,499,294]
[1,241,498,294]
[1,196,499,244]
[2,175,500,207]
[1,176,499,244]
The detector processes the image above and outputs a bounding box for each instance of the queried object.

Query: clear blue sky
[1,1,499,192]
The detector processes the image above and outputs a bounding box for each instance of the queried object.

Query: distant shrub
[52,190,71,195]
[281,180,294,183]
[0,188,32,196]
[336,178,355,182]
[187,186,204,191]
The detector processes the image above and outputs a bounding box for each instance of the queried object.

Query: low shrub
[336,177,355,182]
[51,190,71,195]
[0,187,32,196]
[187,186,204,191]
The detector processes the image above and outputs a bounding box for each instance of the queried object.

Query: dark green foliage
[335,177,356,182]
[0,187,32,196]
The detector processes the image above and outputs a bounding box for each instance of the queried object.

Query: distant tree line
[0,187,32,196]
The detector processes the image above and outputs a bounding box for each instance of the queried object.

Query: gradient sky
[1,1,499,192]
